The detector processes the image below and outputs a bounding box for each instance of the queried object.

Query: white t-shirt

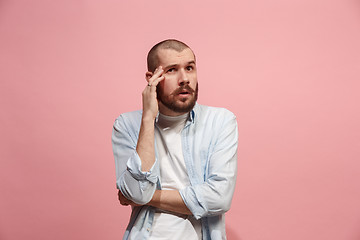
[149,113,202,240]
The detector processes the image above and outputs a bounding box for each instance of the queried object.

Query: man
[112,39,238,240]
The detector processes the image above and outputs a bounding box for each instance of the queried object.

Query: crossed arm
[118,189,192,215]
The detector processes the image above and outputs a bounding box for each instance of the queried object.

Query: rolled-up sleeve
[180,112,238,219]
[112,115,158,205]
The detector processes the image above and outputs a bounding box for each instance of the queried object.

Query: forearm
[180,178,235,219]
[148,190,192,215]
[136,116,156,172]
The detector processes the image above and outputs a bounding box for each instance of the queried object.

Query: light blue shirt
[112,104,238,240]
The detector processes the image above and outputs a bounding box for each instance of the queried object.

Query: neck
[158,104,190,117]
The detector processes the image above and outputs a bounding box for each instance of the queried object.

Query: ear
[145,71,153,82]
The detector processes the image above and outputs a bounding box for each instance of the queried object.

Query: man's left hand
[118,190,141,207]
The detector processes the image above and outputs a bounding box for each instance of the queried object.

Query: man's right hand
[142,66,164,120]
[136,66,164,172]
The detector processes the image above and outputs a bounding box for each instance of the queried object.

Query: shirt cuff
[126,151,159,184]
[179,186,206,220]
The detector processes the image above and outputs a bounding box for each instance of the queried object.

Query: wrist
[142,112,157,122]
[148,190,160,207]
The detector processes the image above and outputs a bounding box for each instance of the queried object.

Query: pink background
[1,0,360,239]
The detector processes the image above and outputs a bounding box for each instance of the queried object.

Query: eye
[186,66,194,71]
[166,68,176,73]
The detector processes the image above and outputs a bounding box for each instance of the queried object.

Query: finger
[118,190,126,201]
[146,76,164,91]
[120,200,129,206]
[150,67,162,79]
[153,66,163,76]
[150,75,165,88]
[148,67,164,83]
[119,197,129,206]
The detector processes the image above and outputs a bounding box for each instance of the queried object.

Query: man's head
[146,39,198,116]
[147,39,194,72]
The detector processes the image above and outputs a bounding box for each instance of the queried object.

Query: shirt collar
[155,102,198,124]
[189,103,198,124]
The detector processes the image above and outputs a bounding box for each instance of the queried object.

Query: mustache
[172,84,195,95]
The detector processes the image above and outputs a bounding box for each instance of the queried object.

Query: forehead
[157,48,195,66]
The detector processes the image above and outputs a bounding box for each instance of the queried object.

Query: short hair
[147,39,194,72]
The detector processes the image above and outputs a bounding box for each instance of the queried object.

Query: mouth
[179,90,190,95]
[175,85,194,96]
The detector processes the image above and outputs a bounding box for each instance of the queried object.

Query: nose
[179,69,190,86]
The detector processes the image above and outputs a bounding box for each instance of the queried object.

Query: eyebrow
[164,61,196,70]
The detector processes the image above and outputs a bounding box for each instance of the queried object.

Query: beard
[157,83,198,114]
